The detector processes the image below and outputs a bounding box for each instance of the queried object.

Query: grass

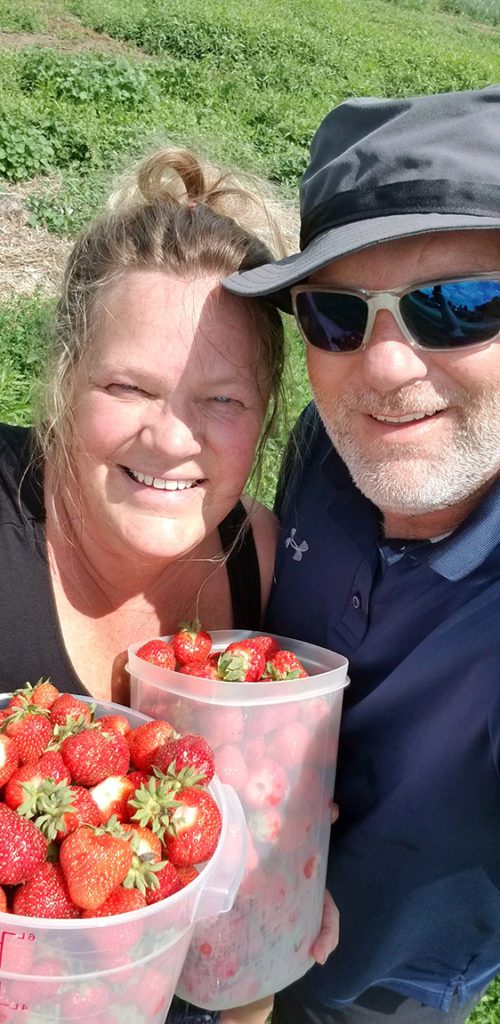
[0,0,498,1018]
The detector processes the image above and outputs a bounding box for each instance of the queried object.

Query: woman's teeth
[128,470,199,490]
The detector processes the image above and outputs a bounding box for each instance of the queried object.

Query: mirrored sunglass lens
[401,279,500,349]
[295,292,368,352]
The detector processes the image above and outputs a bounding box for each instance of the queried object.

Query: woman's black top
[0,424,262,694]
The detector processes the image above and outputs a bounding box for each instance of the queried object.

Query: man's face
[305,230,500,536]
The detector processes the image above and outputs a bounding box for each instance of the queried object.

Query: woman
[1,148,286,701]
[0,148,336,1023]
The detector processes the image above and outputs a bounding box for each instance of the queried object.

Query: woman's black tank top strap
[218,501,262,629]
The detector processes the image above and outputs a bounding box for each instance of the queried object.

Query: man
[223,88,500,1023]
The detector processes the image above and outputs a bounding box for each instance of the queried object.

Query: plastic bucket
[128,631,349,1009]
[0,697,246,1022]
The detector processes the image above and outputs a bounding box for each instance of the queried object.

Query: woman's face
[68,270,269,564]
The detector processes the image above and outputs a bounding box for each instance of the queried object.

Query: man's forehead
[309,229,500,286]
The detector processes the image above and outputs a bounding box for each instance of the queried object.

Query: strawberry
[163,787,222,867]
[303,854,319,879]
[243,757,288,809]
[62,784,105,839]
[16,779,103,841]
[128,775,180,839]
[202,705,245,748]
[61,981,110,1018]
[13,861,80,919]
[60,728,130,786]
[176,864,199,888]
[127,769,150,788]
[301,696,331,730]
[121,823,163,862]
[81,887,146,917]
[245,701,297,738]
[0,886,6,913]
[263,650,308,679]
[127,719,176,772]
[5,750,70,810]
[178,659,221,680]
[242,736,265,762]
[0,733,19,787]
[144,861,183,904]
[26,955,69,1002]
[218,642,265,682]
[97,713,131,736]
[0,802,48,884]
[247,807,282,843]
[214,743,249,791]
[120,823,166,895]
[8,679,60,711]
[172,620,212,666]
[89,774,136,822]
[152,733,215,786]
[238,635,281,661]
[267,720,312,768]
[136,638,176,670]
[49,693,92,728]
[59,819,134,911]
[4,706,53,764]
[128,964,171,1016]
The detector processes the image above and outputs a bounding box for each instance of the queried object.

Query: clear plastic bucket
[0,697,246,1022]
[128,631,349,1009]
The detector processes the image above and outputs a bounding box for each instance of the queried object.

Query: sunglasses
[291,274,500,353]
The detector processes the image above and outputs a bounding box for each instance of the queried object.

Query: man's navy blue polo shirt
[265,403,500,1011]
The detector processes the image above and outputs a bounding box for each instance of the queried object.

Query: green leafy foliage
[0,116,56,182]
[441,0,500,24]
[20,48,159,108]
[0,295,54,424]
[0,0,45,31]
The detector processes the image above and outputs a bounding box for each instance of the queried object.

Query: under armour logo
[285,528,309,561]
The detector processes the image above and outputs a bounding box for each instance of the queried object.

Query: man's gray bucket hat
[223,86,500,312]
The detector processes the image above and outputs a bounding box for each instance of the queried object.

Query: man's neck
[381,484,493,541]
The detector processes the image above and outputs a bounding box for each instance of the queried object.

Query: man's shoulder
[275,403,355,518]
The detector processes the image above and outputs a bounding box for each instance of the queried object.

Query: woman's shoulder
[0,422,32,457]
[0,424,42,519]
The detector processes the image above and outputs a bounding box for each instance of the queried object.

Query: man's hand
[310,889,339,965]
[220,995,273,1024]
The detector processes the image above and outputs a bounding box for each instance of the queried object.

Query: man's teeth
[372,412,433,423]
[129,470,198,490]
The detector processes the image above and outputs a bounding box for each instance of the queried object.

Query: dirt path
[0,184,72,299]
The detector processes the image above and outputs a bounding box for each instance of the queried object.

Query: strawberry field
[0,0,499,1019]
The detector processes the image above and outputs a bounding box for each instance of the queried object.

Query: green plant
[0,294,54,424]
[20,48,159,109]
[0,0,45,31]
[0,116,56,181]
[441,0,500,24]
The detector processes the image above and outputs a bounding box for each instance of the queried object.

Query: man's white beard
[313,382,500,515]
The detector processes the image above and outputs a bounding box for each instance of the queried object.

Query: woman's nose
[140,403,202,458]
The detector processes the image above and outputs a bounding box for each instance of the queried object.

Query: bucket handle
[193,784,247,922]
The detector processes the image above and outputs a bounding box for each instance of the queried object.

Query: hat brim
[223,212,500,312]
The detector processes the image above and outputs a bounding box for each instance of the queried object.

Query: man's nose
[360,311,429,391]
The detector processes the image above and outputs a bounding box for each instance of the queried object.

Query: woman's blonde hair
[35,147,295,499]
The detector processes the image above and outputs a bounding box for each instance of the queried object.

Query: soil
[0,12,149,299]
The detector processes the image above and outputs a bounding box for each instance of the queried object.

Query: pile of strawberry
[137,623,308,683]
[0,681,221,920]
